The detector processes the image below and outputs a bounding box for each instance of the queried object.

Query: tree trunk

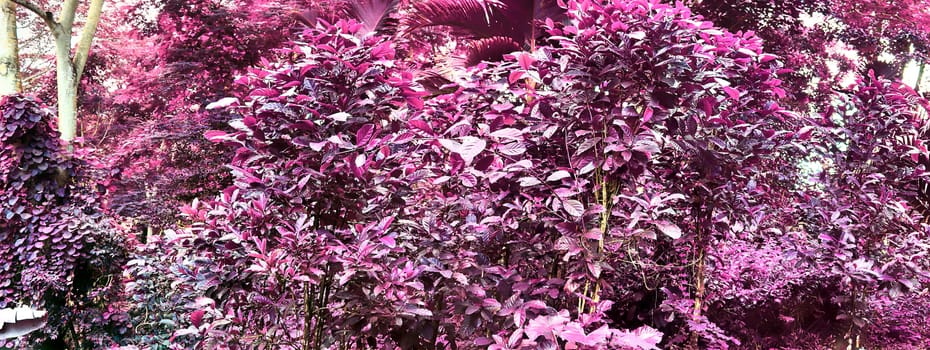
[916,62,925,93]
[9,0,105,143]
[54,32,77,142]
[73,0,103,83]
[0,0,20,95]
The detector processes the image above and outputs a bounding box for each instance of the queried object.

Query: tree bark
[916,62,925,94]
[54,31,77,142]
[10,0,105,143]
[0,0,20,95]
[74,0,103,83]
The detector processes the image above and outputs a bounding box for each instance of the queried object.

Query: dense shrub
[118,0,930,349]
[794,73,930,349]
[0,95,129,349]
[148,20,433,349]
[407,0,812,347]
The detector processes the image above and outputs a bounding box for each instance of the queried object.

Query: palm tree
[293,0,401,37]
[406,0,565,65]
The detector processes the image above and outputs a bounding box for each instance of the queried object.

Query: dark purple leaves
[115,1,930,349]
[0,96,126,347]
[356,124,375,146]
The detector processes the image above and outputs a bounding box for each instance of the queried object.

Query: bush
[129,1,930,348]
[0,95,128,349]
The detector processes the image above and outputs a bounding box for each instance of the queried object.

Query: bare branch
[73,0,104,82]
[8,0,57,32]
[22,66,52,85]
[58,0,78,32]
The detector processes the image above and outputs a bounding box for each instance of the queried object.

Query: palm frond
[406,0,504,38]
[349,0,402,36]
[465,36,521,66]
[291,1,348,28]
[407,0,566,57]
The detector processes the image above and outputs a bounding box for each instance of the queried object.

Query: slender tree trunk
[688,201,711,350]
[73,0,103,83]
[692,248,706,315]
[10,0,105,143]
[688,246,706,349]
[54,32,77,142]
[0,0,20,95]
[916,62,925,93]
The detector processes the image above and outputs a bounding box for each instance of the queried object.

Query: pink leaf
[546,170,571,182]
[561,323,610,346]
[441,137,486,164]
[459,136,487,162]
[642,107,654,123]
[250,88,279,98]
[490,128,522,140]
[759,53,778,63]
[371,41,395,60]
[722,87,740,100]
[356,124,375,146]
[498,141,526,156]
[190,309,205,328]
[204,130,228,142]
[402,305,433,317]
[524,313,569,339]
[438,139,462,152]
[655,221,682,239]
[796,126,815,140]
[329,112,351,122]
[517,52,536,70]
[519,177,541,187]
[379,234,396,248]
[564,200,585,217]
[205,97,239,110]
[736,47,758,57]
[613,325,663,349]
[409,119,433,134]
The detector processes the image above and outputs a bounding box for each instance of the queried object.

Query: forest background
[1,0,930,349]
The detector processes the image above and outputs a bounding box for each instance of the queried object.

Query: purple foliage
[68,0,930,349]
[153,20,432,349]
[0,96,129,348]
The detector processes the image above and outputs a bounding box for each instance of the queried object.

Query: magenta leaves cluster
[114,0,930,349]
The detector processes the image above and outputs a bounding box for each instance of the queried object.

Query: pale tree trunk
[11,0,105,144]
[0,0,20,95]
[54,33,77,141]
[74,0,103,83]
[53,0,79,143]
[916,62,925,94]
